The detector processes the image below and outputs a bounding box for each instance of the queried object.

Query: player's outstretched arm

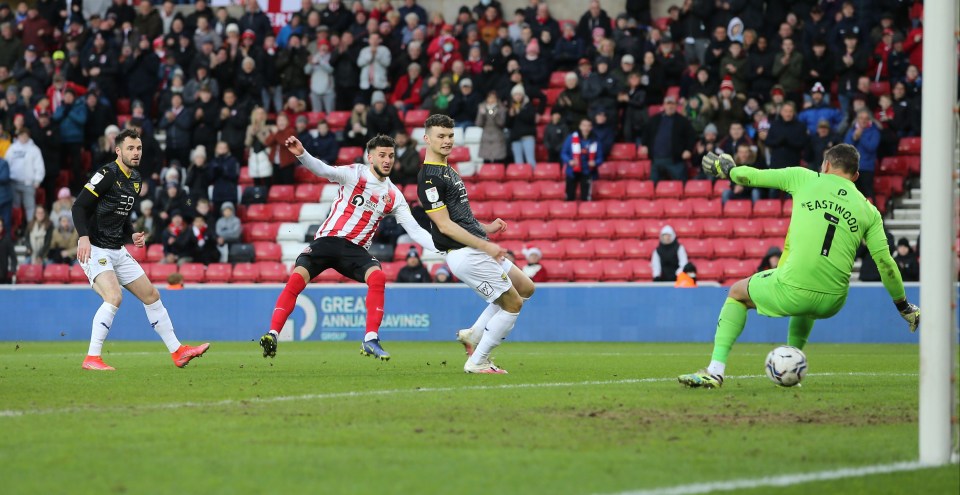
[425,207,506,260]
[287,136,349,183]
[393,204,439,253]
[866,222,920,331]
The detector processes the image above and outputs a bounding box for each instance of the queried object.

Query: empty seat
[897,137,921,155]
[448,146,471,163]
[299,203,331,222]
[593,181,625,200]
[584,220,615,239]
[205,263,232,283]
[257,262,288,283]
[126,244,147,262]
[491,202,521,221]
[69,263,87,284]
[463,126,483,144]
[336,147,362,164]
[267,185,295,202]
[633,261,653,281]
[178,263,206,283]
[271,203,301,222]
[723,259,755,280]
[731,219,763,238]
[483,183,511,201]
[878,156,909,176]
[294,166,324,183]
[713,180,730,197]
[394,243,421,261]
[245,203,271,222]
[253,242,282,261]
[509,182,539,200]
[684,180,713,198]
[672,219,702,238]
[624,180,654,199]
[696,261,723,281]
[43,264,70,284]
[762,218,790,237]
[532,163,562,181]
[613,219,644,239]
[577,201,605,219]
[782,200,793,216]
[713,239,744,258]
[147,244,165,262]
[150,263,178,282]
[616,160,650,180]
[505,163,534,180]
[538,182,566,200]
[247,222,280,242]
[702,219,733,237]
[723,200,752,218]
[683,238,713,259]
[655,180,683,198]
[518,201,549,220]
[295,184,323,202]
[605,201,634,218]
[499,221,529,240]
[571,260,602,281]
[546,200,578,220]
[403,109,430,128]
[231,263,258,283]
[662,200,692,218]
[527,222,557,240]
[601,260,633,281]
[594,239,625,259]
[555,220,586,238]
[325,111,351,130]
[633,199,664,218]
[549,71,567,88]
[608,142,638,161]
[471,201,492,220]
[476,163,505,181]
[743,240,773,259]
[752,199,781,217]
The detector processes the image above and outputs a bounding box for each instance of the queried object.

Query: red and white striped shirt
[316,164,407,249]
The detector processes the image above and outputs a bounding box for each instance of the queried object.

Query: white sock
[468,303,501,343]
[468,310,519,365]
[144,300,181,353]
[364,331,378,342]
[87,303,119,356]
[707,360,726,377]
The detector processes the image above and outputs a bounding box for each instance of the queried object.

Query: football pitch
[1,341,956,495]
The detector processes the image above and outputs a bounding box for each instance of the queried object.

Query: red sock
[365,270,386,335]
[270,274,307,333]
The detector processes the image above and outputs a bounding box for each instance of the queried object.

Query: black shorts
[295,237,381,283]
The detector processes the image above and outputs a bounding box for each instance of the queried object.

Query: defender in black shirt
[72,129,209,371]
[416,114,535,374]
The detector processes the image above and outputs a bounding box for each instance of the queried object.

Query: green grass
[0,342,956,495]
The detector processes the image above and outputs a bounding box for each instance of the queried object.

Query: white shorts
[446,247,513,303]
[81,245,146,286]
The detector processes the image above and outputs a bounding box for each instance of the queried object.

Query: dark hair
[424,114,454,131]
[366,134,396,153]
[824,143,860,175]
[116,128,141,145]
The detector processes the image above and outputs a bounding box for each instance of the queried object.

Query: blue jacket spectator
[299,121,340,165]
[238,0,273,43]
[207,142,240,208]
[399,0,429,26]
[51,90,87,144]
[591,110,615,159]
[798,83,843,134]
[844,110,880,173]
[560,118,604,201]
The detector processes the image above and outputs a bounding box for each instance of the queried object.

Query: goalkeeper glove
[895,299,920,332]
[700,152,738,179]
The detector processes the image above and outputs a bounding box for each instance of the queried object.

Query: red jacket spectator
[476,13,503,45]
[389,72,424,109]
[18,9,53,55]
[871,30,894,80]
[46,79,88,114]
[904,26,923,71]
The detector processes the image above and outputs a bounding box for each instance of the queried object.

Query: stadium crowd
[0,0,933,284]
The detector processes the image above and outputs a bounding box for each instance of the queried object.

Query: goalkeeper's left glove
[895,299,920,332]
[700,152,738,179]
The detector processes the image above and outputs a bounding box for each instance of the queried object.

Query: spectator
[0,155,10,232]
[134,0,163,41]
[651,225,688,283]
[215,201,241,263]
[765,102,807,173]
[6,128,43,223]
[757,246,782,272]
[890,81,919,138]
[857,232,894,282]
[693,123,720,177]
[390,130,420,186]
[642,95,694,183]
[804,119,840,170]
[518,39,550,89]
[92,123,120,169]
[673,261,698,288]
[506,84,537,166]
[521,246,547,283]
[719,41,747,94]
[203,141,237,211]
[358,32,391,99]
[542,110,568,163]
[803,38,835,91]
[123,36,162,111]
[717,122,753,156]
[835,31,868,114]
[306,39,335,113]
[162,212,190,264]
[332,30,361,110]
[475,90,507,163]
[656,35,685,88]
[166,271,184,289]
[553,21,583,72]
[301,120,339,166]
[13,44,48,99]
[238,0,272,43]
[555,70,587,131]
[772,37,803,102]
[277,35,310,102]
[366,90,404,138]
[46,214,77,265]
[22,204,51,265]
[398,0,428,27]
[33,111,59,204]
[893,238,919,282]
[591,109,614,159]
[159,93,193,168]
[449,78,481,129]
[0,218,15,282]
[581,56,620,125]
[422,78,455,115]
[577,0,611,42]
[133,199,159,245]
[798,82,843,134]
[396,248,431,283]
[264,113,297,185]
[0,22,21,71]
[560,117,603,202]
[49,187,73,228]
[184,214,218,265]
[433,265,454,283]
[746,34,775,98]
[711,77,745,138]
[844,109,880,200]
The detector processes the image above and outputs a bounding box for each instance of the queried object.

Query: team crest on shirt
[98,258,107,266]
[425,187,439,203]
[133,182,141,193]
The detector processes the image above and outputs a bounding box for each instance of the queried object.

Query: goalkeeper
[679,144,920,388]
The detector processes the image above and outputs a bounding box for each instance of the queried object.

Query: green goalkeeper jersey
[730,166,904,299]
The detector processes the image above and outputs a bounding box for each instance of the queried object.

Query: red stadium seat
[696,261,723,281]
[637,146,649,159]
[902,155,920,175]
[231,263,258,283]
[267,185,295,203]
[378,261,404,282]
[253,242,282,262]
[295,184,323,202]
[642,220,665,239]
[471,201,492,220]
[605,201,634,219]
[505,163,534,181]
[527,222,557,240]
[878,156,908,176]
[538,260,568,282]
[271,203,301,222]
[688,198,721,218]
[257,262,289,283]
[584,220,615,239]
[594,239,625,259]
[518,201,549,220]
[245,203,271,222]
[150,263,177,282]
[731,219,763,238]
[762,218,790,237]
[683,238,713,259]
[609,143,638,161]
[869,81,890,97]
[476,163,505,181]
[555,220,586,239]
[43,264,70,284]
[655,180,683,198]
[664,85,681,100]
[624,239,657,259]
[126,244,147,262]
[306,111,326,126]
[743,240,774,259]
[509,182,539,200]
[593,181,625,200]
[623,180,653,199]
[492,202,521,221]
[702,219,734,237]
[601,259,633,281]
[598,161,620,180]
[325,111,351,131]
[672,219,702,238]
[536,241,562,260]
[549,71,567,88]
[205,263,232,283]
[295,166,325,183]
[684,180,713,198]
[448,146,471,163]
[723,200,752,218]
[571,260,602,281]
[403,109,430,128]
[782,199,793,216]
[314,268,342,283]
[752,199,781,217]
[239,166,253,185]
[713,239,744,258]
[542,88,562,106]
[402,184,419,203]
[178,263,206,283]
[532,163,562,181]
[713,180,730,197]
[875,176,905,196]
[897,137,921,155]
[616,160,650,180]
[147,244,164,263]
[633,261,653,281]
[69,263,87,284]
[546,200,578,220]
[662,200,692,218]
[247,223,280,242]
[394,243,421,261]
[557,239,591,259]
[577,201,605,219]
[613,219,644,239]
[633,199,664,218]
[648,105,662,117]
[723,259,755,280]
[537,182,566,200]
[336,147,363,165]
[483,183,511,201]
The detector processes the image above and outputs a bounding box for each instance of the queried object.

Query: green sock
[709,298,748,364]
[787,316,815,350]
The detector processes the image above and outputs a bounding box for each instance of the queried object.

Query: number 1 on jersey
[821,213,840,256]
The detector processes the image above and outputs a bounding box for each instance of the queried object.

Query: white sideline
[598,460,958,495]
[0,372,917,418]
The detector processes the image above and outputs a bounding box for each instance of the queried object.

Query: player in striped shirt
[259,134,438,361]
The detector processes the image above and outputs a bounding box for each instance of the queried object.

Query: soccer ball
[764,346,807,387]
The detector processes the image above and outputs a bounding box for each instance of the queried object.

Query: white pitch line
[0,372,918,418]
[598,460,958,495]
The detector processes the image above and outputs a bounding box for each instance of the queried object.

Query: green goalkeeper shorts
[748,269,847,319]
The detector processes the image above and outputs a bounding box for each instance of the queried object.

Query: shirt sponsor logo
[90,172,104,185]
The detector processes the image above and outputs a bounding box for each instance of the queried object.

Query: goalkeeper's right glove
[895,299,920,332]
[700,152,738,179]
